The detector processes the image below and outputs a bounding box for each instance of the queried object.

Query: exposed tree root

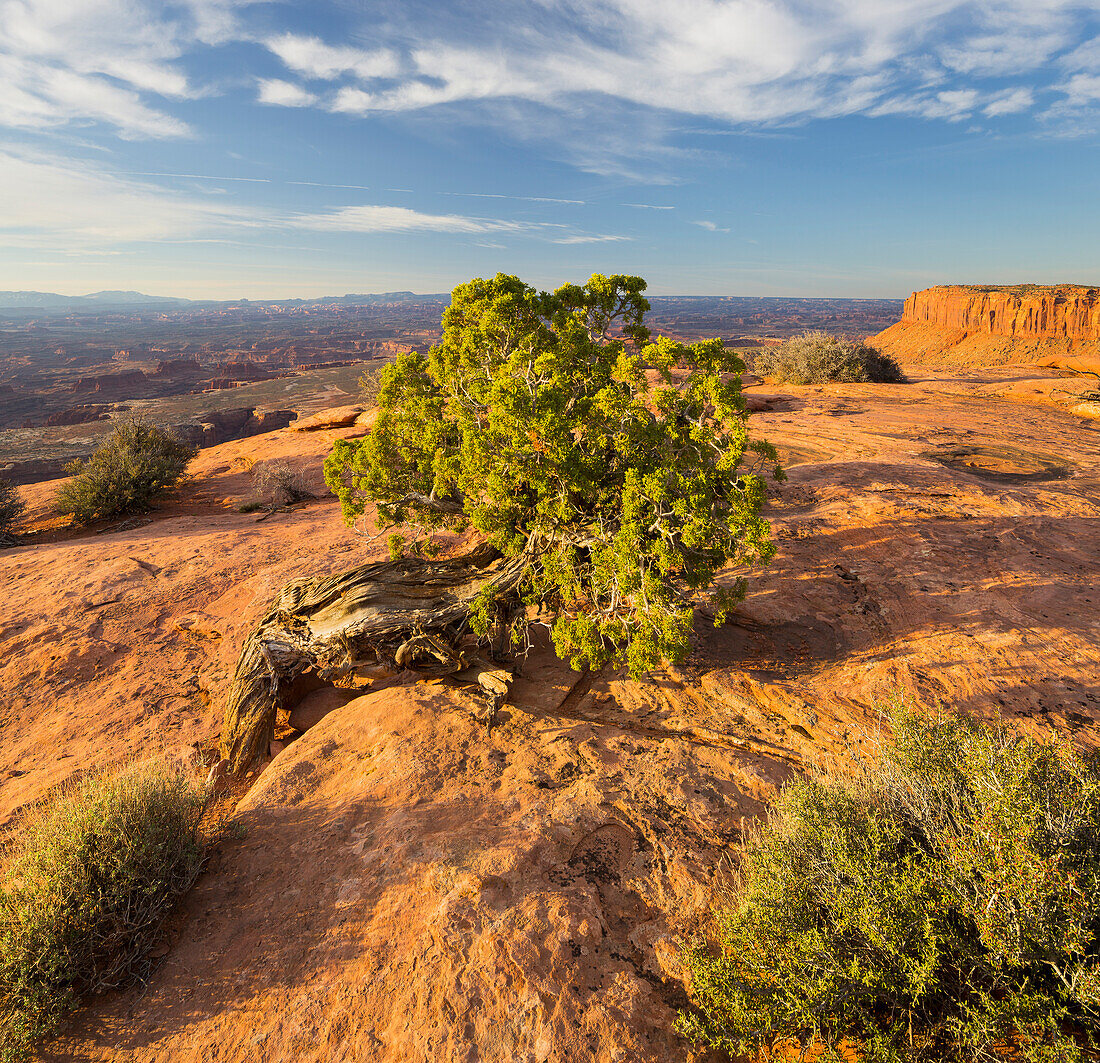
[219,544,529,772]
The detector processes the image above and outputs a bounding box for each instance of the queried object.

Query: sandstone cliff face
[71,370,148,394]
[871,285,1100,370]
[903,286,1100,341]
[43,404,111,427]
[169,406,297,448]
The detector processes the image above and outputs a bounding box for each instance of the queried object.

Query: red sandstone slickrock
[3,355,1099,1062]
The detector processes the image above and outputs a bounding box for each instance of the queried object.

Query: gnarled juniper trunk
[219,543,530,772]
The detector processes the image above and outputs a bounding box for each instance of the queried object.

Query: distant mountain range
[0,290,436,311]
[0,290,193,309]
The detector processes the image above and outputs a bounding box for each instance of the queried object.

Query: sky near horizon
[1,0,1098,299]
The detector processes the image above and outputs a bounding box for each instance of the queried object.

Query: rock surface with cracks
[3,359,1100,1062]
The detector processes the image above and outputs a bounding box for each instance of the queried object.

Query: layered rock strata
[904,286,1099,341]
[871,285,1100,370]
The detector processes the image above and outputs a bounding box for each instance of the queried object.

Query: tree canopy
[324,272,781,677]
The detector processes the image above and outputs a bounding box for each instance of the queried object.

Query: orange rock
[8,366,1100,1062]
[870,284,1100,373]
[288,686,363,731]
[293,405,364,431]
[903,284,1100,341]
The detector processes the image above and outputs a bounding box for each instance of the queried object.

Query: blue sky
[1,0,1098,298]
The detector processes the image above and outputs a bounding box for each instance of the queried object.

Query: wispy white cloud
[1060,72,1100,105]
[983,87,1035,116]
[626,203,675,210]
[264,33,401,82]
[0,53,191,137]
[257,79,317,108]
[0,144,254,245]
[287,203,626,245]
[243,0,1099,177]
[3,0,1092,166]
[551,234,631,244]
[872,88,982,121]
[289,204,527,235]
[692,220,730,233]
[0,0,257,137]
[114,170,272,184]
[257,1,1094,129]
[439,191,585,205]
[2,144,631,249]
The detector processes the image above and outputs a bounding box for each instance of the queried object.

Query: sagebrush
[680,708,1100,1062]
[55,417,195,524]
[0,763,205,1060]
[241,459,314,511]
[755,330,906,384]
[0,478,24,541]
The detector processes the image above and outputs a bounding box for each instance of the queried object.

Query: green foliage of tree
[56,417,195,525]
[0,763,204,1061]
[755,330,906,385]
[325,272,781,677]
[680,707,1100,1062]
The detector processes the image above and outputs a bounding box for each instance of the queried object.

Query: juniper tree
[219,272,782,769]
[324,271,781,676]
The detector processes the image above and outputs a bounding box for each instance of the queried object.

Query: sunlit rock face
[903,285,1100,341]
[870,284,1100,371]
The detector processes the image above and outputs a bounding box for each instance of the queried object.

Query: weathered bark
[219,543,530,772]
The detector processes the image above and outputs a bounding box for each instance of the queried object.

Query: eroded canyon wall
[871,285,1100,370]
[904,286,1100,341]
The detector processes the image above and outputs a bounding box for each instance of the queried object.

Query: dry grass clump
[0,478,24,544]
[358,365,383,407]
[55,417,195,525]
[0,764,205,1061]
[755,330,906,384]
[681,707,1100,1062]
[238,459,315,512]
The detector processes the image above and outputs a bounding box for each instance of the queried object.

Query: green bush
[755,330,906,384]
[0,764,205,1060]
[55,417,195,524]
[0,478,24,540]
[680,709,1100,1062]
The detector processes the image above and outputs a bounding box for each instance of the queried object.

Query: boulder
[293,405,365,431]
[288,686,362,732]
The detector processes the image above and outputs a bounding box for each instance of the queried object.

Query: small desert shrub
[680,709,1100,1062]
[55,417,195,524]
[241,459,314,511]
[0,764,205,1060]
[358,365,383,407]
[0,478,24,540]
[755,330,906,384]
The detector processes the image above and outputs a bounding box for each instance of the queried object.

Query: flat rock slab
[294,405,364,431]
